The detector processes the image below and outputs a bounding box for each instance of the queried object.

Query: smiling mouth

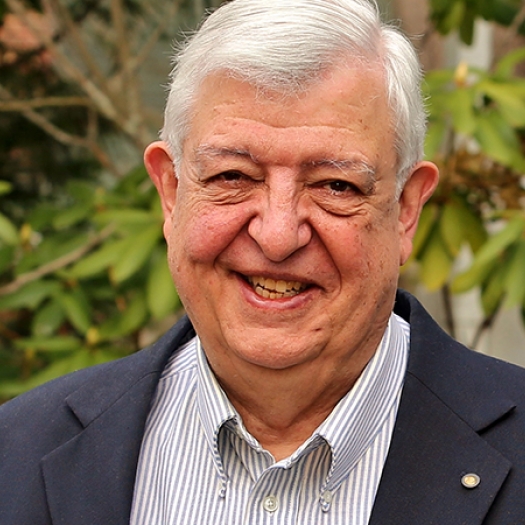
[246,276,309,299]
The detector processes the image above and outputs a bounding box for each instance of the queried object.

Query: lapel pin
[461,473,481,489]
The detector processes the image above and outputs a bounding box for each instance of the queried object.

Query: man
[1,0,525,523]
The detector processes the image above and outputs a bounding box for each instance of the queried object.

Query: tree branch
[44,0,115,104]
[441,284,456,339]
[0,84,87,147]
[0,84,121,176]
[6,0,121,124]
[0,225,116,297]
[128,0,184,76]
[111,0,143,134]
[0,96,91,111]
[0,0,103,78]
[509,1,525,36]
[492,1,525,70]
[471,311,498,350]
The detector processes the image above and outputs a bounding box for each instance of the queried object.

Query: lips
[247,276,308,299]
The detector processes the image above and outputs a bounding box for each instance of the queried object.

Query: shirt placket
[242,459,306,525]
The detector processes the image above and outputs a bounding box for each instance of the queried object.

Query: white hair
[161,0,426,193]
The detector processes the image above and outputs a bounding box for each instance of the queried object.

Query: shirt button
[262,495,279,512]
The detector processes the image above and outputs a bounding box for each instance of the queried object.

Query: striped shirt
[130,313,409,525]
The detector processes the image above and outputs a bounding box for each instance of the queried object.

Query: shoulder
[0,315,195,456]
[0,316,195,522]
[395,289,525,400]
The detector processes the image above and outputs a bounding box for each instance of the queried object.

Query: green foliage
[0,165,181,399]
[413,48,525,328]
[430,0,524,44]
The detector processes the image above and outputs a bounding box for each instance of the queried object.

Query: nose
[247,174,312,261]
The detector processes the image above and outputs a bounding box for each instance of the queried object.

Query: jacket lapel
[41,318,195,525]
[369,372,512,525]
[369,292,514,524]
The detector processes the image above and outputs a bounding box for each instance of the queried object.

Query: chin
[229,333,323,371]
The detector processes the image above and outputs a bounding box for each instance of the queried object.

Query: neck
[213,354,370,461]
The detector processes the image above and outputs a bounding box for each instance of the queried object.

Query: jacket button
[461,473,480,489]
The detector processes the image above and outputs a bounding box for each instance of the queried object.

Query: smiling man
[2,1,525,524]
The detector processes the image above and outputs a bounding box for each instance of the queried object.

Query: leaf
[15,336,82,353]
[411,204,438,261]
[98,292,148,340]
[0,212,19,245]
[475,112,525,171]
[471,0,516,25]
[481,260,510,316]
[503,240,525,308]
[425,120,448,160]
[94,209,158,229]
[12,350,97,392]
[117,293,148,336]
[423,69,455,94]
[451,257,496,293]
[435,0,466,35]
[27,203,59,230]
[66,180,96,203]
[430,0,456,14]
[16,232,90,275]
[478,80,525,127]
[52,201,94,230]
[56,289,92,334]
[459,4,476,45]
[0,245,14,274]
[440,203,466,257]
[439,199,487,256]
[0,180,13,196]
[418,227,454,291]
[447,88,477,135]
[147,252,180,320]
[0,280,62,310]
[471,216,525,267]
[67,238,128,279]
[495,48,525,78]
[31,300,65,337]
[110,225,162,284]
[456,201,487,253]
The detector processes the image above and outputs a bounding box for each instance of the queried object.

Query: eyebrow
[194,145,259,164]
[308,158,376,176]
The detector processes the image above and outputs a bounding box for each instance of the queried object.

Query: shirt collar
[195,313,409,494]
[316,313,409,492]
[196,338,237,495]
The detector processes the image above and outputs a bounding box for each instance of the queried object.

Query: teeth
[275,281,287,293]
[248,276,307,299]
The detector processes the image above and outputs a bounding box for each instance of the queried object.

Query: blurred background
[0,0,524,401]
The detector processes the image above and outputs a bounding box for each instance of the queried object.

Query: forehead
[183,63,396,173]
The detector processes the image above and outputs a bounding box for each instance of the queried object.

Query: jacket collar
[41,317,195,525]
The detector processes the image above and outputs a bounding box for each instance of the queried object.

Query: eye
[215,170,245,182]
[325,180,358,194]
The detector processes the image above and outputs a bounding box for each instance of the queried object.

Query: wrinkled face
[149,64,437,377]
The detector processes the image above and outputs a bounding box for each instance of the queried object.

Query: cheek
[168,200,253,266]
[334,214,400,279]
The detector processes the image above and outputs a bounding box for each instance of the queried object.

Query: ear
[144,141,178,239]
[398,161,439,265]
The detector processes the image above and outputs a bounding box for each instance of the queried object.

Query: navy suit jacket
[1,290,525,524]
